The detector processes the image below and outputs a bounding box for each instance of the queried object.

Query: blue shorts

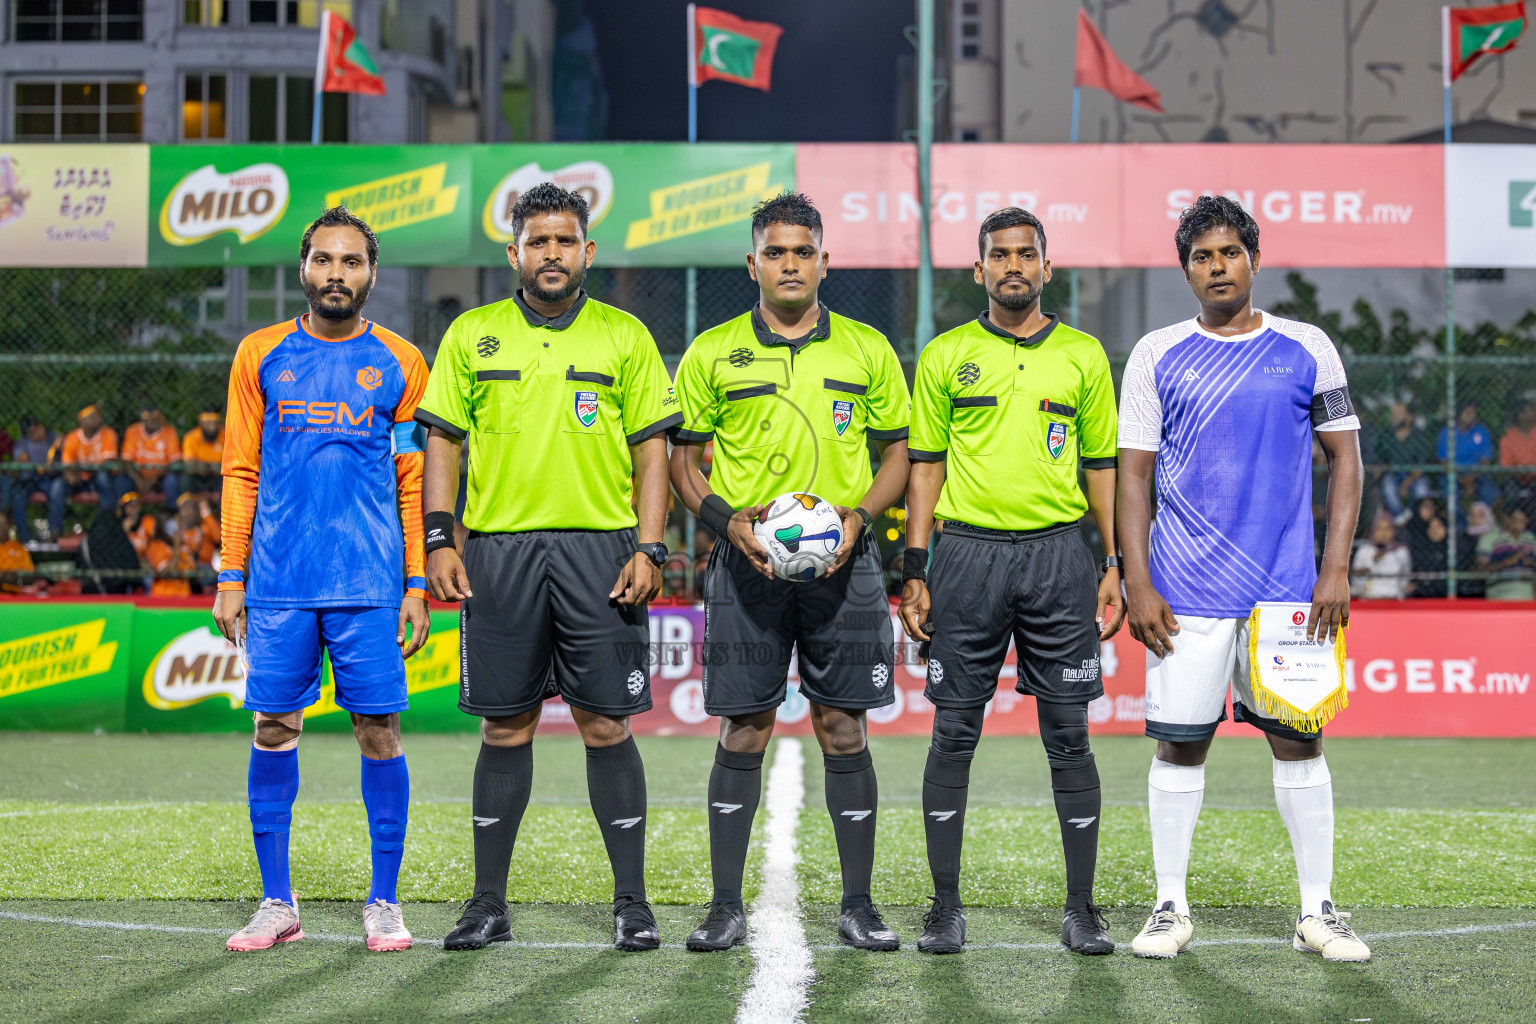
[244,606,408,715]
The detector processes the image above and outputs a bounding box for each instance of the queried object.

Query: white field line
[734,737,812,1024]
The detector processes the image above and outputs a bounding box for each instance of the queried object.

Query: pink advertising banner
[794,143,1446,269]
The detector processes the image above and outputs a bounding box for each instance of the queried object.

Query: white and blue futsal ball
[753,492,844,582]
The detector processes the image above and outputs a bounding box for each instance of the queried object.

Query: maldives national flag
[1074,9,1163,113]
[689,5,783,91]
[317,9,386,96]
[1445,2,1526,83]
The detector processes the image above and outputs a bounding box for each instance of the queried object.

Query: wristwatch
[1100,556,1123,573]
[637,542,668,567]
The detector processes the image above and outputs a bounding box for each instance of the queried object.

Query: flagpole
[312,9,329,145]
[1070,86,1080,144]
[1440,5,1459,597]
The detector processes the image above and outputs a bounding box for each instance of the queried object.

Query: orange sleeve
[120,425,141,464]
[61,431,81,465]
[200,513,221,565]
[181,432,197,461]
[218,328,283,592]
[100,427,119,461]
[378,328,429,598]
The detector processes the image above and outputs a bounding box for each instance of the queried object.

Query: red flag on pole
[689,5,783,92]
[1074,9,1162,113]
[317,9,386,96]
[1444,1,1526,84]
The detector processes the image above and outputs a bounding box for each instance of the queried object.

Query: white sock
[1147,758,1205,916]
[1272,755,1334,919]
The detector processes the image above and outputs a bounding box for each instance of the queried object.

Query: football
[752,492,844,582]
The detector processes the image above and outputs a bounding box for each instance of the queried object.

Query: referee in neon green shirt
[670,193,912,952]
[899,207,1125,957]
[415,183,678,954]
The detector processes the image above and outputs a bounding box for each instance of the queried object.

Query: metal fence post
[914,0,935,362]
[1445,267,1458,598]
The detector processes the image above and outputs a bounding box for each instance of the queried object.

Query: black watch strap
[1100,555,1123,572]
[638,542,668,567]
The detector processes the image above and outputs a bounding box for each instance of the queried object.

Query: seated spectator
[166,492,220,568]
[144,519,196,598]
[1375,402,1434,521]
[1351,513,1413,599]
[80,493,142,594]
[1404,496,1448,598]
[118,491,157,556]
[121,405,180,506]
[1438,400,1498,509]
[1476,507,1535,601]
[1456,500,1497,598]
[181,409,225,496]
[0,510,34,593]
[7,416,56,543]
[48,405,126,539]
[1499,399,1536,514]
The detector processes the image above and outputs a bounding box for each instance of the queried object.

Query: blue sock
[248,746,299,905]
[361,754,409,904]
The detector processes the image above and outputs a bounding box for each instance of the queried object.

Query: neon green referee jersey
[415,291,681,533]
[671,304,910,509]
[910,313,1117,531]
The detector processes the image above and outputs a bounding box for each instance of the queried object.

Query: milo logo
[484,160,614,243]
[142,626,246,710]
[159,163,290,246]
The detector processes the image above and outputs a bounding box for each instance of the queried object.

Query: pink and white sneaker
[227,898,303,951]
[363,898,413,951]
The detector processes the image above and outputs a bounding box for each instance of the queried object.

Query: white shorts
[1143,615,1320,742]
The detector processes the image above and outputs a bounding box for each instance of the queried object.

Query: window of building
[182,0,228,25]
[13,80,143,142]
[248,75,347,142]
[181,270,229,327]
[246,0,349,27]
[245,266,308,325]
[182,73,228,141]
[13,0,144,41]
[954,0,981,61]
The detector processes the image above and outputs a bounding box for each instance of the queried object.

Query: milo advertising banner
[150,145,474,266]
[127,608,470,733]
[472,143,793,266]
[0,604,131,730]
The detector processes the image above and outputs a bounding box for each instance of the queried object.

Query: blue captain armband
[392,420,424,455]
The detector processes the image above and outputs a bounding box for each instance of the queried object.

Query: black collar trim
[750,303,831,352]
[513,288,588,330]
[979,310,1058,346]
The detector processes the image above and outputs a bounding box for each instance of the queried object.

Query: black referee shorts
[924,522,1104,709]
[459,528,652,719]
[701,533,896,717]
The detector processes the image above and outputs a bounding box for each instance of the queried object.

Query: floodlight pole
[915,0,935,361]
[1441,5,1459,598]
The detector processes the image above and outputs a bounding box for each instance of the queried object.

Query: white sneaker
[1130,901,1193,959]
[363,898,413,951]
[227,897,303,951]
[1294,901,1371,962]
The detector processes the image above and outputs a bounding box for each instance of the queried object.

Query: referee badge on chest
[574,390,599,428]
[831,399,853,436]
[1046,421,1068,460]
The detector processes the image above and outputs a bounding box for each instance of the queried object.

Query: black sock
[471,741,533,904]
[1050,758,1102,909]
[707,744,763,905]
[586,736,648,901]
[823,748,878,909]
[922,747,973,904]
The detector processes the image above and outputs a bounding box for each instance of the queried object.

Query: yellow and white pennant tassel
[1247,601,1349,732]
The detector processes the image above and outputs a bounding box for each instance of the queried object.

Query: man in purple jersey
[1116,195,1370,963]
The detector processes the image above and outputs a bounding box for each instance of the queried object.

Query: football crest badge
[1046,421,1067,460]
[574,390,599,428]
[831,399,853,436]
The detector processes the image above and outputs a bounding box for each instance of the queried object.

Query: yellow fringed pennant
[1246,602,1349,732]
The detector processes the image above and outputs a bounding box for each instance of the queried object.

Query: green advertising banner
[0,603,131,731]
[149,145,475,267]
[147,143,794,268]
[125,608,471,734]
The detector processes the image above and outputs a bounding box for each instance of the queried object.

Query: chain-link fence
[2,266,1533,600]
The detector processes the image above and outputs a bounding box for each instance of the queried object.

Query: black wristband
[902,546,930,582]
[853,506,873,528]
[423,510,457,554]
[698,493,736,539]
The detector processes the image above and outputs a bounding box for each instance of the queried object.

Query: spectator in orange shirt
[168,491,221,568]
[0,511,35,593]
[182,408,225,497]
[144,518,196,597]
[119,491,157,556]
[48,405,125,538]
[121,405,181,506]
[1500,400,1536,515]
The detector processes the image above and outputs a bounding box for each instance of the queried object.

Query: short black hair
[977,207,1047,258]
[299,205,379,266]
[510,182,590,241]
[1175,194,1259,268]
[751,191,822,244]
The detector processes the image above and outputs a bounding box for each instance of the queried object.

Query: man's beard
[303,278,371,321]
[520,259,586,304]
[989,275,1039,311]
